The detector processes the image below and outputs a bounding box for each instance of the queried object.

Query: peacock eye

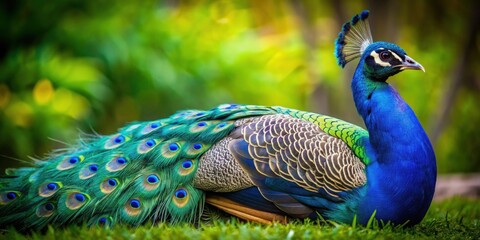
[379,51,392,61]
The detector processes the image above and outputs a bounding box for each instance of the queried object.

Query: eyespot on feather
[104,134,130,149]
[159,141,183,159]
[79,163,99,179]
[169,143,179,151]
[100,178,119,194]
[106,155,128,172]
[36,202,55,217]
[39,182,62,197]
[124,199,142,216]
[57,155,85,170]
[143,174,160,191]
[185,142,209,156]
[189,121,209,133]
[66,192,89,210]
[212,121,234,134]
[138,139,158,154]
[178,159,195,176]
[87,215,115,228]
[146,174,159,184]
[98,216,114,227]
[0,191,20,205]
[172,188,189,208]
[141,121,165,135]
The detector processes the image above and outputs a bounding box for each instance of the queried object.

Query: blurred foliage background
[0,0,479,173]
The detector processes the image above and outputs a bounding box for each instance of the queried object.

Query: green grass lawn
[2,198,479,240]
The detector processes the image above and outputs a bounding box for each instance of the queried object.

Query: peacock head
[361,41,424,81]
[335,10,424,81]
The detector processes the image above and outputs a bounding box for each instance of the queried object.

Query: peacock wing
[228,114,367,219]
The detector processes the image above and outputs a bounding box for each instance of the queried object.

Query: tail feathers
[0,158,207,231]
[0,104,279,231]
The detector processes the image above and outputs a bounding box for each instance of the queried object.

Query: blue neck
[351,64,437,225]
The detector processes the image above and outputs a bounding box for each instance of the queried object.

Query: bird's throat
[351,68,431,164]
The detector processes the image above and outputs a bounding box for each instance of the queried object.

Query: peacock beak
[399,55,425,72]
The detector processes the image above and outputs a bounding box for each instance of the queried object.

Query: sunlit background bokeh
[0,0,479,173]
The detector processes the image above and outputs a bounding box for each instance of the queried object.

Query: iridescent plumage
[0,10,436,231]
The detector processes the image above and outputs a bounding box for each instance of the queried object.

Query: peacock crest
[335,10,373,67]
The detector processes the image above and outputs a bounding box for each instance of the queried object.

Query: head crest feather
[335,10,373,67]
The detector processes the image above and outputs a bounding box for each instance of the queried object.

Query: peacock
[0,10,436,231]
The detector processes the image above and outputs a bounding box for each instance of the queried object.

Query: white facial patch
[370,49,403,67]
[370,51,391,67]
[389,50,403,62]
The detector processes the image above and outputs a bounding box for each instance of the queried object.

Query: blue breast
[351,64,437,225]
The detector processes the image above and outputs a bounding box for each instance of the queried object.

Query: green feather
[3,104,368,230]
[274,106,372,164]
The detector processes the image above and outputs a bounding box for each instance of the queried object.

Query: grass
[2,197,479,240]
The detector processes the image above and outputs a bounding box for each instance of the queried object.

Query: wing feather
[231,114,366,201]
